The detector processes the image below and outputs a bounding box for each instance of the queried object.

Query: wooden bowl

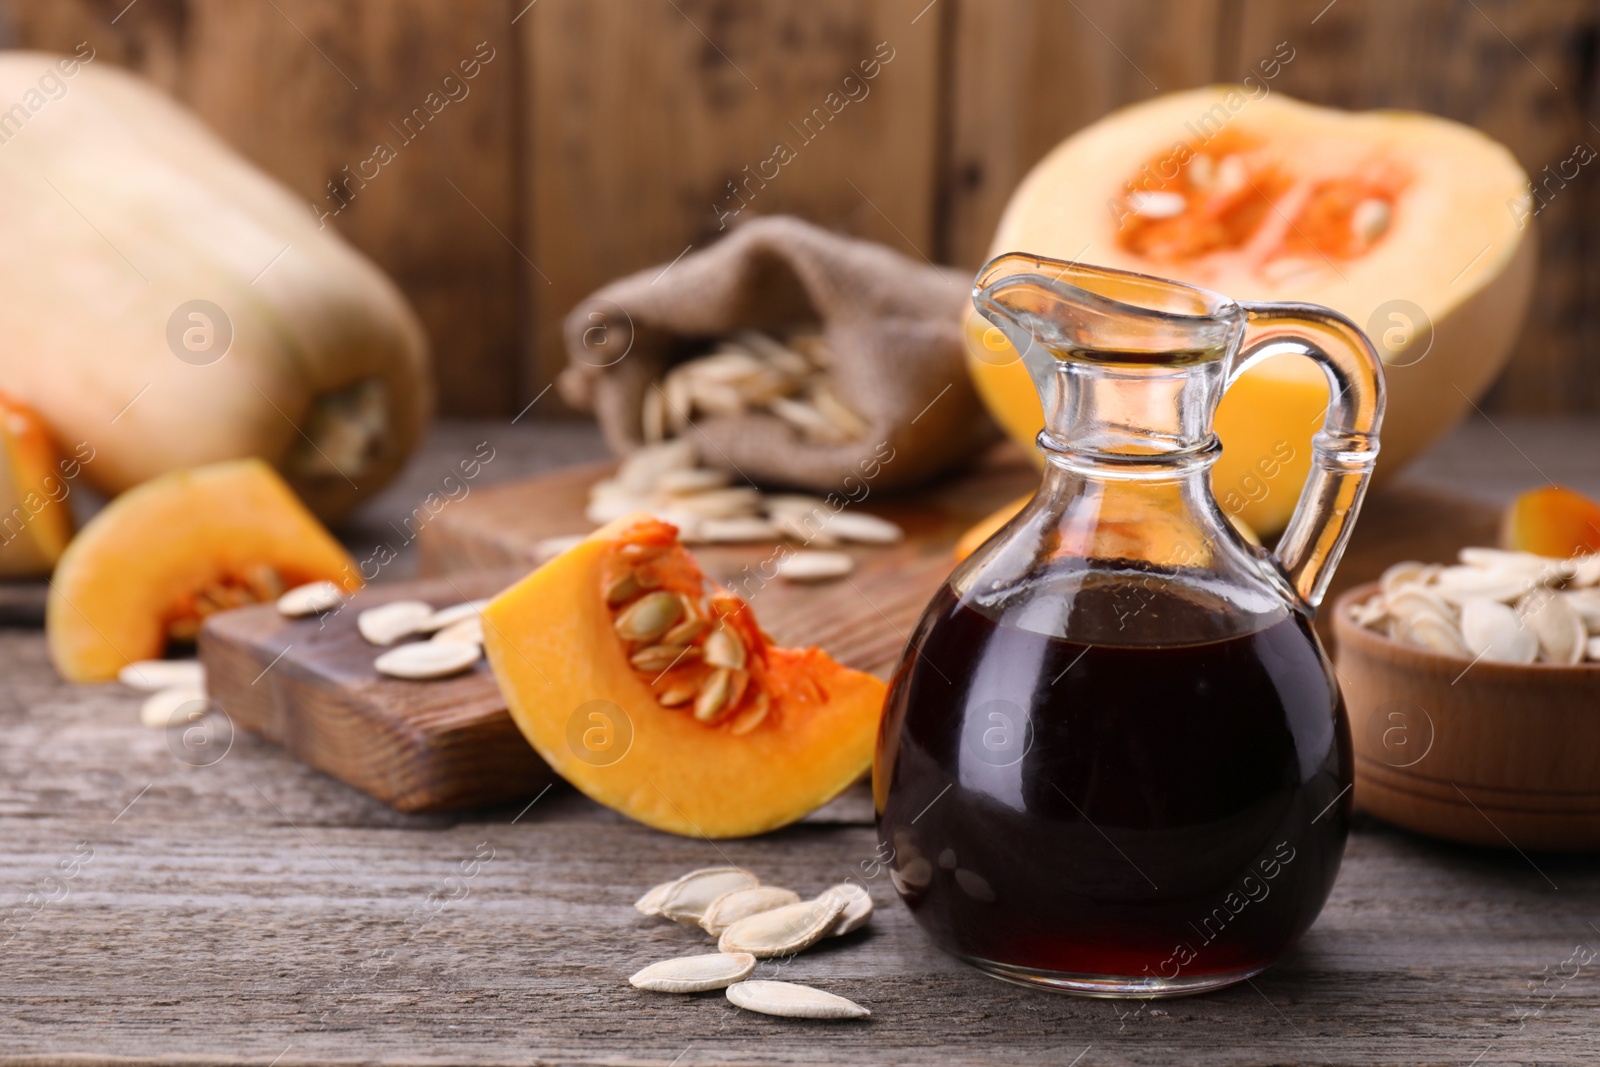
[1332,582,1600,851]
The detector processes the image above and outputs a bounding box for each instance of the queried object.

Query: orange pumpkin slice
[47,458,358,682]
[0,389,77,578]
[482,514,886,838]
[1502,486,1600,558]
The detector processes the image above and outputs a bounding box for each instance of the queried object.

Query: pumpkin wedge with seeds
[481,514,886,838]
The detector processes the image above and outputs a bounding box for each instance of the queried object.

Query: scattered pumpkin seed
[657,868,761,924]
[634,880,676,916]
[687,517,781,544]
[775,550,855,582]
[276,580,345,617]
[630,952,757,993]
[356,600,434,646]
[416,599,491,634]
[373,640,482,680]
[432,615,485,646]
[823,511,904,545]
[119,659,204,693]
[717,894,846,958]
[139,684,206,729]
[700,886,802,936]
[725,980,869,1019]
[615,591,683,643]
[818,883,873,936]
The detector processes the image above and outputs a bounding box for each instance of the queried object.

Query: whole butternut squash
[0,50,431,522]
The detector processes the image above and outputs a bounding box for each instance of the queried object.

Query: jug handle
[1228,303,1386,611]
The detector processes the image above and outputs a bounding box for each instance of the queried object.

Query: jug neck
[1038,355,1227,479]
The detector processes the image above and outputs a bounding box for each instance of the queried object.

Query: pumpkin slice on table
[1502,486,1600,558]
[482,515,886,838]
[0,390,78,578]
[47,458,357,683]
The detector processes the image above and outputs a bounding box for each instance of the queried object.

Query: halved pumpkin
[970,86,1535,535]
[0,390,77,578]
[1502,486,1600,558]
[47,458,357,682]
[482,515,886,838]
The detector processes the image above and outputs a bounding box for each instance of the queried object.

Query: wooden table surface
[6,416,1600,1067]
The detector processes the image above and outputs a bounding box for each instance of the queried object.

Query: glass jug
[875,253,1384,997]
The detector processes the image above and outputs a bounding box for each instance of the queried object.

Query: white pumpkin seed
[615,591,683,643]
[417,599,491,633]
[1516,591,1585,665]
[1128,190,1185,219]
[373,641,482,680]
[1432,566,1532,605]
[119,659,204,693]
[687,517,780,544]
[1351,197,1391,244]
[1565,588,1600,631]
[703,627,746,670]
[694,668,734,723]
[616,439,697,492]
[634,880,676,916]
[670,487,764,520]
[726,980,870,1020]
[1379,560,1436,598]
[657,868,761,924]
[1347,595,1388,629]
[655,468,732,495]
[630,952,756,994]
[775,550,854,582]
[432,616,485,646]
[277,580,345,617]
[1394,612,1470,657]
[357,600,434,646]
[139,684,206,729]
[717,894,846,958]
[700,886,802,936]
[1459,598,1538,665]
[1573,555,1600,587]
[824,511,904,545]
[818,883,873,936]
[1385,587,1453,624]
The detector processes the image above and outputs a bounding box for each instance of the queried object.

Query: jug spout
[973,253,1248,461]
[973,253,1245,370]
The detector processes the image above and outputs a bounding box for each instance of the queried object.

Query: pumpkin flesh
[482,515,885,838]
[46,458,358,682]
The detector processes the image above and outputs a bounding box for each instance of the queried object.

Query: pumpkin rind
[0,53,431,522]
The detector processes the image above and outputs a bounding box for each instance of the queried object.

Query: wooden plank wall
[2,0,1597,415]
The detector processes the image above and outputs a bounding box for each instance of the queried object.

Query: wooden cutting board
[204,440,1500,814]
[200,445,1039,813]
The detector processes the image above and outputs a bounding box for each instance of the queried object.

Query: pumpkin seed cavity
[602,537,770,732]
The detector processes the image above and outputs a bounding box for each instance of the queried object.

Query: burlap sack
[558,215,998,493]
